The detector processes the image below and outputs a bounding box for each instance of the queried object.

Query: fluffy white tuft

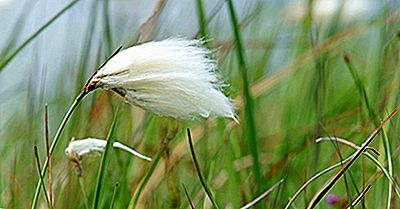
[65,138,152,161]
[92,38,237,121]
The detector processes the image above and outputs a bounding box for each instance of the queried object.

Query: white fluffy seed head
[91,38,237,122]
[65,138,152,161]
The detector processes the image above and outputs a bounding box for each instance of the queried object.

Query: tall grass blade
[102,0,113,53]
[240,179,284,209]
[33,146,50,208]
[187,128,220,209]
[343,53,377,124]
[73,0,99,99]
[317,137,400,198]
[381,128,394,209]
[306,104,400,208]
[44,105,53,209]
[0,0,36,59]
[78,177,90,209]
[343,53,394,208]
[194,0,224,37]
[284,154,353,209]
[92,106,120,209]
[127,150,163,209]
[346,185,372,209]
[226,0,261,192]
[110,183,119,209]
[182,184,195,209]
[31,94,85,209]
[31,43,122,208]
[0,0,80,72]
[196,0,208,39]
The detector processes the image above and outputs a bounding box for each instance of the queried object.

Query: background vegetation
[0,0,400,208]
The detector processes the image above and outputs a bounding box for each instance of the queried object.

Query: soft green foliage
[1,1,400,209]
[92,107,119,209]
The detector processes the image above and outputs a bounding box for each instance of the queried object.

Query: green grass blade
[127,150,162,209]
[382,128,394,209]
[306,104,400,208]
[224,136,241,208]
[92,106,120,209]
[102,0,113,53]
[78,177,90,209]
[343,53,377,124]
[110,183,119,209]
[0,0,80,72]
[226,0,261,192]
[0,0,36,59]
[346,185,372,209]
[316,137,400,198]
[187,128,220,209]
[343,53,394,208]
[44,104,53,209]
[73,0,99,99]
[182,184,195,209]
[33,146,50,208]
[30,43,118,208]
[364,152,400,198]
[31,95,84,209]
[196,0,208,40]
[240,179,284,209]
[194,0,224,38]
[284,155,353,209]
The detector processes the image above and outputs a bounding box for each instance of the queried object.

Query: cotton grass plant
[2,0,400,208]
[31,37,237,207]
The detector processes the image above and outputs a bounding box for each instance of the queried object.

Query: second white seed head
[65,137,152,161]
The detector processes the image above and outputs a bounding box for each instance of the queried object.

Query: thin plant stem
[92,107,119,209]
[196,0,208,40]
[109,183,119,209]
[0,0,80,72]
[240,179,284,209]
[187,128,220,209]
[33,146,50,208]
[306,104,400,208]
[344,52,394,208]
[127,150,163,209]
[226,0,261,192]
[284,155,353,209]
[182,184,195,209]
[102,0,113,53]
[78,177,90,209]
[316,137,400,198]
[31,43,121,208]
[44,105,53,209]
[31,93,86,209]
[346,185,372,209]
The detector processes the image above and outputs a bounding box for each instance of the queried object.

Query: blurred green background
[1,0,400,208]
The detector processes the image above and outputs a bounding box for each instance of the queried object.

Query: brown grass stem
[31,92,86,209]
[240,179,284,209]
[44,105,52,209]
[306,104,400,208]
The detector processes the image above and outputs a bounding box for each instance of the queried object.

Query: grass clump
[1,1,400,208]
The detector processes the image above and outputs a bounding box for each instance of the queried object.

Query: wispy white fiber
[65,138,152,161]
[89,38,237,122]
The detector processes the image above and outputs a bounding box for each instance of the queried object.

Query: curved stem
[284,155,353,209]
[31,93,85,209]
